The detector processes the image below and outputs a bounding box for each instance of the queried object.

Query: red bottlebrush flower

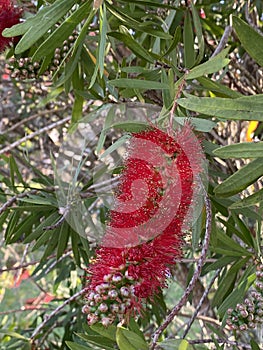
[83,124,204,326]
[0,0,21,53]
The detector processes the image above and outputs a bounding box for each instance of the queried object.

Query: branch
[150,183,212,349]
[0,116,70,155]
[182,269,221,338]
[0,307,50,316]
[30,288,87,340]
[0,189,38,215]
[0,107,67,135]
[211,25,232,58]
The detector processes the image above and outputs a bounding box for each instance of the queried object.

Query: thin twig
[0,307,50,316]
[150,183,212,349]
[188,338,252,349]
[0,251,61,273]
[178,313,222,327]
[44,251,72,275]
[0,116,70,155]
[30,288,87,340]
[13,243,31,287]
[182,269,221,338]
[0,107,67,135]
[169,76,187,132]
[0,189,39,215]
[211,25,232,58]
[43,206,70,230]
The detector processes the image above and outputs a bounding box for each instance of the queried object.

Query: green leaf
[108,32,154,63]
[99,135,131,160]
[212,257,250,308]
[108,78,168,90]
[177,94,263,121]
[183,10,195,68]
[214,157,263,197]
[33,1,91,61]
[0,331,29,341]
[23,211,59,243]
[57,222,70,259]
[90,323,117,341]
[13,0,76,54]
[162,26,181,57]
[111,121,148,132]
[250,339,261,350]
[229,188,263,209]
[190,2,204,65]
[186,51,230,80]
[213,229,252,257]
[66,341,93,350]
[116,327,148,350]
[175,117,216,132]
[197,76,242,98]
[76,333,116,350]
[233,16,263,66]
[218,270,255,317]
[213,142,263,158]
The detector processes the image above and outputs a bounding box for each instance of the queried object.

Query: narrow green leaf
[212,258,250,307]
[108,32,154,63]
[197,76,242,98]
[213,142,263,158]
[218,271,255,317]
[183,10,195,68]
[250,339,261,350]
[190,2,204,64]
[14,0,76,54]
[57,222,70,259]
[0,331,29,341]
[8,213,42,244]
[177,94,263,121]
[99,135,130,160]
[214,158,263,197]
[66,341,93,350]
[230,188,263,209]
[75,333,116,350]
[33,1,91,61]
[3,6,53,37]
[90,324,117,341]
[111,121,148,132]
[175,117,216,132]
[233,16,263,66]
[162,26,181,57]
[116,327,148,350]
[187,54,230,80]
[109,78,168,90]
[23,211,59,243]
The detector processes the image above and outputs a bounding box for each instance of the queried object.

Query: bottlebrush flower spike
[83,124,205,326]
[0,0,21,53]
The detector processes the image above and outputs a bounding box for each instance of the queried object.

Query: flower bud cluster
[6,57,40,80]
[83,266,136,326]
[6,31,78,80]
[226,263,263,331]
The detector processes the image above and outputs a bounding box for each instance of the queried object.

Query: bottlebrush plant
[0,1,263,350]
